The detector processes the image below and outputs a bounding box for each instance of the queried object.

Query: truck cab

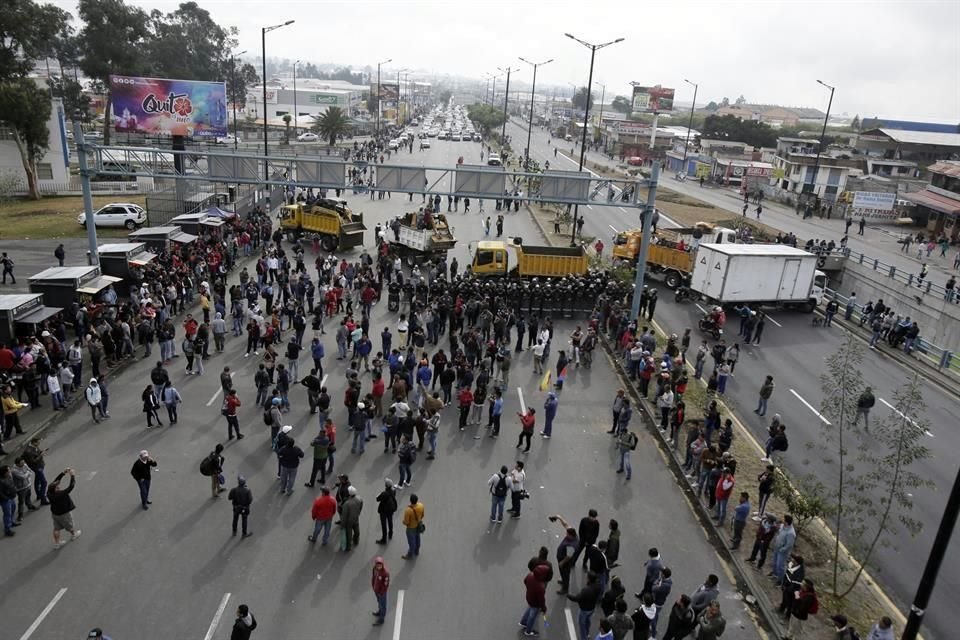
[470,241,510,277]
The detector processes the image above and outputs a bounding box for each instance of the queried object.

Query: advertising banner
[852,191,895,211]
[631,85,675,113]
[615,121,651,136]
[377,83,400,101]
[110,75,227,137]
[311,94,340,105]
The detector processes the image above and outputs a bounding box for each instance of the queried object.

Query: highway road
[504,118,956,639]
[1,128,762,640]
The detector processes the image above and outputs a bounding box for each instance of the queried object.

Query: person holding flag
[516,408,536,453]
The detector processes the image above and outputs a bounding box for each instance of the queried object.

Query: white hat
[348,486,357,496]
[139,450,149,459]
[281,425,293,434]
[41,330,51,337]
[357,402,365,410]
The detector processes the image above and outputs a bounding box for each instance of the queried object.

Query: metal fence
[6,179,146,196]
[823,287,957,376]
[838,247,952,299]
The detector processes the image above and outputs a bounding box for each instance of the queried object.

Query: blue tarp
[205,206,236,219]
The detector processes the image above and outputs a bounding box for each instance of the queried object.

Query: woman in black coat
[142,385,162,427]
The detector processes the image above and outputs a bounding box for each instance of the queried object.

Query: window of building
[36,163,54,180]
[0,126,16,141]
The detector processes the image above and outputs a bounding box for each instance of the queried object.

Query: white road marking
[517,387,526,414]
[206,372,235,406]
[608,224,619,233]
[695,303,708,315]
[564,607,578,640]
[202,592,232,640]
[392,589,405,640]
[764,314,783,328]
[321,374,328,388]
[19,588,67,640]
[879,398,934,437]
[789,389,831,425]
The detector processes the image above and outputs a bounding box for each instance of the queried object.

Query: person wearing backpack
[487,465,510,523]
[785,578,818,639]
[375,478,398,544]
[616,429,639,480]
[200,444,225,498]
[831,615,864,640]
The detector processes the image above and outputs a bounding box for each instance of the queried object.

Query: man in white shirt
[532,340,545,374]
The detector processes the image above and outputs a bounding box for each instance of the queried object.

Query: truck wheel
[321,236,338,252]
[664,272,681,289]
[804,300,817,313]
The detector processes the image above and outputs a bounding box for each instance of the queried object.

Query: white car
[388,139,400,150]
[77,203,147,229]
[215,134,239,145]
[487,155,502,167]
[420,140,431,149]
[297,132,319,142]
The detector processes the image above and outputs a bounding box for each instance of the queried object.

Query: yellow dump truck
[388,211,457,264]
[470,239,589,278]
[279,199,367,252]
[611,222,736,289]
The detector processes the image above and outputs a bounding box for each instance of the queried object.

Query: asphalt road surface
[2,133,763,640]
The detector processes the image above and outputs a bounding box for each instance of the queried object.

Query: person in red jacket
[457,386,473,430]
[371,556,391,626]
[713,468,736,526]
[516,408,536,453]
[308,486,337,545]
[519,565,549,636]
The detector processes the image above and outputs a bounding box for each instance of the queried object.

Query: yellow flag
[538,370,552,392]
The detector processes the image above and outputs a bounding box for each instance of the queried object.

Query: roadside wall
[834,260,960,347]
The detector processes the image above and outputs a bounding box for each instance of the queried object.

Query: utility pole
[261,20,294,181]
[375,58,392,135]
[809,79,835,206]
[498,66,519,145]
[293,59,300,134]
[519,57,553,169]
[630,162,661,319]
[230,50,246,150]
[595,82,606,150]
[72,116,100,267]
[681,79,698,175]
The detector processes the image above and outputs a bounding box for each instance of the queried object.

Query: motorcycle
[674,286,693,303]
[697,314,724,339]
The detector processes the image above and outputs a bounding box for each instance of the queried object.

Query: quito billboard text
[110,75,228,138]
[631,85,675,113]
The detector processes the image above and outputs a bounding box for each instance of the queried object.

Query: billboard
[110,75,228,138]
[377,83,399,101]
[852,191,895,211]
[311,94,340,105]
[631,85,675,113]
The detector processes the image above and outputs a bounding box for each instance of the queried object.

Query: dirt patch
[0,195,146,240]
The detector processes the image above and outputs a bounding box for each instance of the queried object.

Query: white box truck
[689,244,826,311]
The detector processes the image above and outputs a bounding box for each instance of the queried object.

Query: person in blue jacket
[541,392,559,438]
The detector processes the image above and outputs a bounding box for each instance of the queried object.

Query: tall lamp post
[375,58,392,135]
[565,32,625,247]
[519,57,553,169]
[261,19,294,180]
[230,50,246,151]
[292,59,300,134]
[680,78,698,176]
[396,69,408,125]
[497,66,519,145]
[808,79,835,204]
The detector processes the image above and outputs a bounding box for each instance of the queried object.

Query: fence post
[939,350,952,369]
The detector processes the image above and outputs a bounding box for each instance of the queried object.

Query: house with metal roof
[900,161,960,240]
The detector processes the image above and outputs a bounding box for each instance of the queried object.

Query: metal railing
[823,287,957,375]
[836,247,953,299]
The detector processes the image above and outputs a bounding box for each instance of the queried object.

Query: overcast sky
[54,0,960,122]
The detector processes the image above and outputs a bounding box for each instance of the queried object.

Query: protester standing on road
[340,485,363,551]
[567,571,602,640]
[516,408,535,453]
[375,478,398,544]
[520,561,549,637]
[616,428,638,480]
[855,386,875,430]
[161,381,182,425]
[23,437,49,505]
[542,391,558,438]
[755,376,774,417]
[47,468,80,548]
[308,486,337,544]
[228,475,252,537]
[401,493,425,559]
[130,450,157,510]
[224,389,242,440]
[141,384,162,427]
[203,444,225,498]
[230,604,257,640]
[507,461,526,518]
[277,436,305,496]
[371,556,391,626]
[1,252,15,284]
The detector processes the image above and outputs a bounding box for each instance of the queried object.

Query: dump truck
[388,211,457,264]
[689,243,826,312]
[280,199,366,252]
[611,222,737,289]
[469,239,589,278]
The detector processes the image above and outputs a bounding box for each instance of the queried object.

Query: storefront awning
[128,252,157,266]
[171,232,197,244]
[902,190,960,216]
[77,275,123,295]
[16,305,61,325]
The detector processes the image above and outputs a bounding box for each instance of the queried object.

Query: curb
[599,335,784,639]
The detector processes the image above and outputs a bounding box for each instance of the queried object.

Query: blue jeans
[543,414,554,436]
[34,465,48,504]
[490,495,505,521]
[279,466,298,494]
[578,609,593,640]
[406,528,421,555]
[427,430,437,455]
[715,498,729,524]
[375,591,387,623]
[1,497,15,532]
[756,397,768,415]
[311,518,331,544]
[520,605,540,633]
[137,478,150,506]
[398,462,411,486]
[352,429,365,453]
[772,548,789,579]
[618,450,632,479]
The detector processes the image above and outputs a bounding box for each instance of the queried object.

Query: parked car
[388,139,401,150]
[297,132,319,142]
[627,156,643,166]
[420,140,431,149]
[215,134,239,145]
[487,155,502,167]
[77,203,148,229]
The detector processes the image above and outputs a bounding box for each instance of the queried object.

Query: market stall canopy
[205,206,236,219]
[77,275,123,295]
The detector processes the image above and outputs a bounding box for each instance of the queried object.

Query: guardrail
[824,287,957,375]
[833,247,953,299]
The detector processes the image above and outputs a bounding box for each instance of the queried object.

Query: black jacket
[567,582,601,611]
[277,444,305,468]
[131,458,157,481]
[578,516,600,545]
[230,613,257,640]
[376,487,398,515]
[47,473,76,515]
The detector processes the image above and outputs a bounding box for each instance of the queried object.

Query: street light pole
[809,79,835,204]
[519,57,553,169]
[595,82,606,148]
[680,78,698,175]
[498,66,519,146]
[565,32,625,247]
[230,50,246,151]
[375,58,392,135]
[261,20,294,181]
[293,59,300,134]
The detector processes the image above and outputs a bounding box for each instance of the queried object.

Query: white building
[769,137,858,203]
[246,82,367,130]
[0,77,70,191]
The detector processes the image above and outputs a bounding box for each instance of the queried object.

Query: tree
[466,103,505,133]
[282,113,292,144]
[850,114,860,131]
[311,106,351,147]
[147,2,236,81]
[226,62,259,109]
[0,0,71,83]
[572,87,593,111]
[701,114,778,148]
[366,95,379,116]
[611,95,631,114]
[720,97,730,107]
[0,79,53,199]
[704,100,719,111]
[48,76,92,121]
[808,335,932,597]
[735,94,746,105]
[77,0,152,145]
